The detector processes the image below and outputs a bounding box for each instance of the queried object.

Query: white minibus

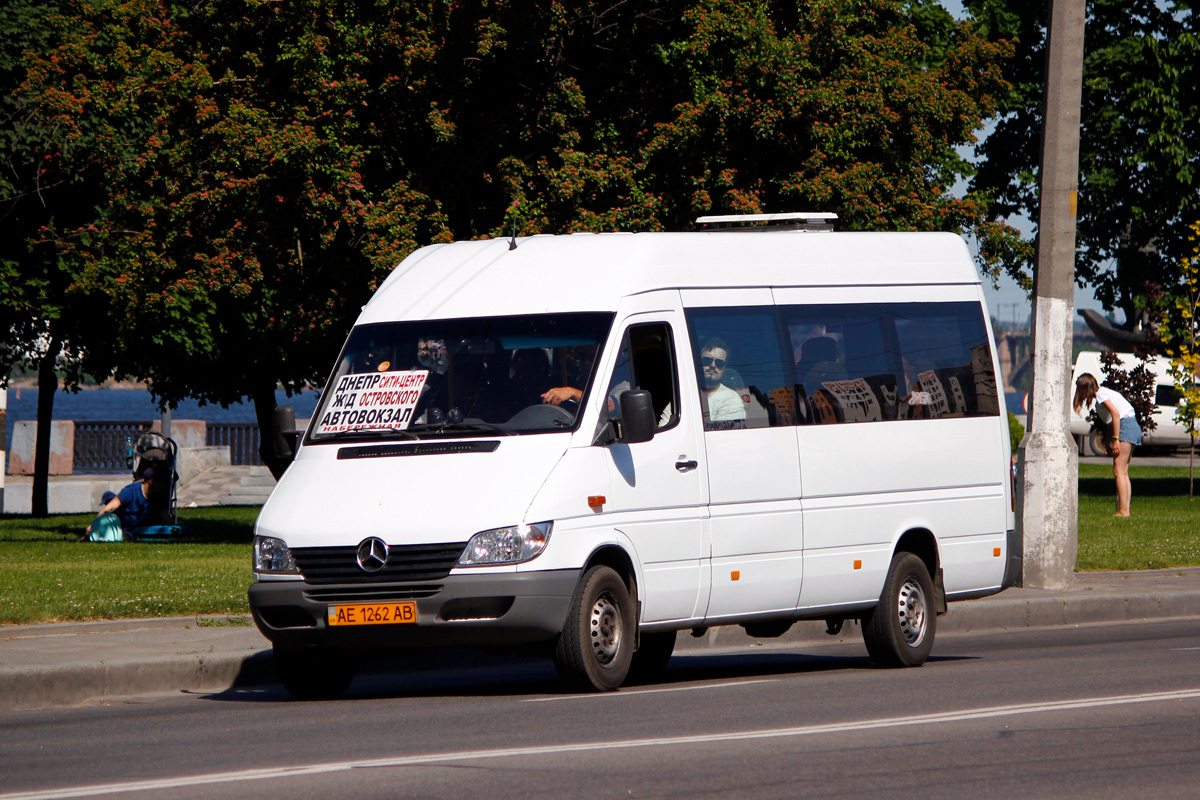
[249,215,1019,698]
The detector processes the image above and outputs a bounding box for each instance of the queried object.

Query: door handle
[675,460,698,472]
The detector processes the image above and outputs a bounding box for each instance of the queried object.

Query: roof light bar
[695,212,838,224]
[694,212,838,232]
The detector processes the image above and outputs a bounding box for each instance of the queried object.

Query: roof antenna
[508,221,518,250]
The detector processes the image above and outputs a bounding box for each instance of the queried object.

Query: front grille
[292,542,468,584]
[303,585,442,602]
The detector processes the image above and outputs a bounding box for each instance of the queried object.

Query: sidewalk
[2,567,1198,711]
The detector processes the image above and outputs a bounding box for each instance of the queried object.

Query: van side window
[684,307,795,430]
[784,301,999,423]
[605,323,680,429]
[787,306,899,424]
[890,302,999,418]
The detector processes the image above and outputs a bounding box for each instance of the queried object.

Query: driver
[541,385,581,405]
[540,345,596,406]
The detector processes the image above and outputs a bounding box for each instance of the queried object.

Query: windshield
[308,312,613,442]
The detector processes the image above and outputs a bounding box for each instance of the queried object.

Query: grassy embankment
[1,464,1196,625]
[0,506,259,625]
[1076,463,1200,571]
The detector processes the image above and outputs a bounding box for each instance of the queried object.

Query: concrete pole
[1018,0,1086,589]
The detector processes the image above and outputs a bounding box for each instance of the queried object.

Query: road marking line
[7,687,1200,800]
[1172,647,1200,651]
[520,678,780,702]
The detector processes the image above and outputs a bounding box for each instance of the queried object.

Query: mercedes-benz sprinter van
[249,215,1019,698]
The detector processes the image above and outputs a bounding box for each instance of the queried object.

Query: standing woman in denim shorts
[1074,373,1143,516]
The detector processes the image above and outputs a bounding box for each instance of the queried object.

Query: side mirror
[618,390,656,444]
[271,405,300,462]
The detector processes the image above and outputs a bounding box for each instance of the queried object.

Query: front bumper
[249,569,581,652]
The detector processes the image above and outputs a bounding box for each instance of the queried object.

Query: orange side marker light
[588,496,605,509]
[731,571,740,581]
[994,547,1002,557]
[853,560,862,570]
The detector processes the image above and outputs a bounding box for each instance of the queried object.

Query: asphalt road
[3,619,1200,799]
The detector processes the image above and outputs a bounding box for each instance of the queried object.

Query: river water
[3,388,320,457]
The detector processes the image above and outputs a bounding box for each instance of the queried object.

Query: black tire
[553,565,635,691]
[626,630,677,685]
[1088,428,1110,456]
[274,647,356,700]
[862,552,936,668]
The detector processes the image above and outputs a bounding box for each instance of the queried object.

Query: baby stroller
[124,431,184,541]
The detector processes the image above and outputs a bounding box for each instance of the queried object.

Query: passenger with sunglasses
[699,337,746,429]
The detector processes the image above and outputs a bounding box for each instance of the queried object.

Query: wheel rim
[589,593,623,666]
[897,577,927,647]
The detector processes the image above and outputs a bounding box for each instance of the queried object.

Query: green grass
[0,506,260,625]
[1077,464,1200,571]
[2,465,1197,625]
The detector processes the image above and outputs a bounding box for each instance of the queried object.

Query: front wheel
[861,552,935,668]
[553,565,634,691]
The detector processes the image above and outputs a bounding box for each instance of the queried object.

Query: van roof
[358,230,980,324]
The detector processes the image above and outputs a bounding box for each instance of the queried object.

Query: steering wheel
[508,403,575,428]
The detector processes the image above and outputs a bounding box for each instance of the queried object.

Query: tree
[966,0,1200,327]
[13,0,1017,477]
[1161,222,1200,497]
[0,0,117,515]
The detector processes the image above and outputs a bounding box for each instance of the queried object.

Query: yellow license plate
[327,601,417,626]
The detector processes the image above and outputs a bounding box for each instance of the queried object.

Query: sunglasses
[701,356,726,368]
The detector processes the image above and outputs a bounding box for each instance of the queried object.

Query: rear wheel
[626,630,676,684]
[274,647,356,700]
[862,552,935,668]
[553,565,634,691]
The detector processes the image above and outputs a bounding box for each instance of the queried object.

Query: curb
[0,651,276,711]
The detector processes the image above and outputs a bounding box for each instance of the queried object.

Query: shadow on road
[202,647,975,705]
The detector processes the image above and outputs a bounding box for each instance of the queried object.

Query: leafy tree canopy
[9,0,1015,472]
[966,0,1200,325]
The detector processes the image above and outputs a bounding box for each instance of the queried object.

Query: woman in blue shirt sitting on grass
[83,467,171,541]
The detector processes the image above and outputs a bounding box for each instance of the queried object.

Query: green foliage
[965,0,1200,323]
[1007,410,1024,454]
[6,0,1018,448]
[0,0,112,389]
[1159,222,1200,495]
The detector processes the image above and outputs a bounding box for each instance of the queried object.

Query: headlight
[458,522,552,566]
[254,535,299,573]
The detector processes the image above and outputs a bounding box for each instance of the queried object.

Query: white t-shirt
[706,383,746,422]
[1093,387,1136,420]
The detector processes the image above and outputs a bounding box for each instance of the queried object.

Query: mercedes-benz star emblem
[356,537,389,573]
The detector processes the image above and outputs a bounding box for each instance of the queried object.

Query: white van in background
[249,214,1018,699]
[1070,350,1191,454]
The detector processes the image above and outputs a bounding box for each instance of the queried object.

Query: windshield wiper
[415,421,515,436]
[319,427,421,441]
